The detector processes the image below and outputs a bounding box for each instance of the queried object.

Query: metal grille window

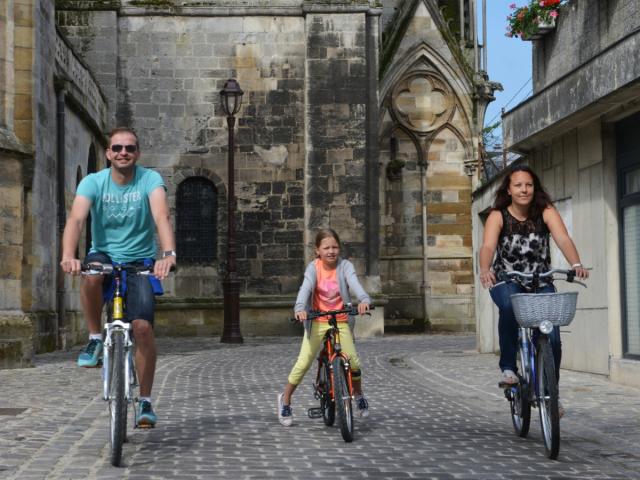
[617,112,640,358]
[177,177,217,264]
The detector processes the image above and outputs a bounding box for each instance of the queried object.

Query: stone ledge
[0,128,33,156]
[0,312,35,369]
[503,30,640,151]
[610,357,640,389]
[155,294,387,337]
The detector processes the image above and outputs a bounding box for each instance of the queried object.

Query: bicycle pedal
[136,423,155,429]
[307,408,323,419]
[498,381,517,389]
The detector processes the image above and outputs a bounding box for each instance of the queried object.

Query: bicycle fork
[102,321,134,402]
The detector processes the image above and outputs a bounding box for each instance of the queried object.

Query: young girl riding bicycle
[278,228,371,426]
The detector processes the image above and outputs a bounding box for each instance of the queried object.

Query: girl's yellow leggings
[287,321,361,385]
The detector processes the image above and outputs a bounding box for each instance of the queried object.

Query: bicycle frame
[100,267,137,405]
[315,317,353,404]
[500,267,585,459]
[517,325,545,406]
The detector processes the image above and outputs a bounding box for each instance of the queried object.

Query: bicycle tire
[124,349,136,443]
[109,330,127,466]
[320,360,335,426]
[511,345,531,437]
[536,336,560,459]
[331,356,353,442]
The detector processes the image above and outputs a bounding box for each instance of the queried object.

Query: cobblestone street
[1,334,639,479]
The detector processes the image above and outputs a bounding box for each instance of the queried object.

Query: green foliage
[482,120,501,150]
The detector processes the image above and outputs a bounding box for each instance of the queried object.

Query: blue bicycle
[499,268,585,459]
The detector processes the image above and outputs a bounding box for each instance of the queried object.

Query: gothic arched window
[176,177,217,264]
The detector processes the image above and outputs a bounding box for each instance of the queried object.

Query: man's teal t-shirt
[76,166,166,263]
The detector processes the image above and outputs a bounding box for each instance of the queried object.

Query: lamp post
[220,78,244,343]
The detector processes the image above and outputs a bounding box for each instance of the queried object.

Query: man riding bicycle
[60,127,176,427]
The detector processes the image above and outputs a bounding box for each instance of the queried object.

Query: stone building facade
[378,0,491,331]
[473,0,640,388]
[0,0,108,366]
[1,0,496,366]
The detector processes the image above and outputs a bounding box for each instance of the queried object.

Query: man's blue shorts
[85,252,156,325]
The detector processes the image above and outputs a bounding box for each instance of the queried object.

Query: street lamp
[220,78,244,343]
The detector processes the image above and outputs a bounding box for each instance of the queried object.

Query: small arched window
[176,177,217,264]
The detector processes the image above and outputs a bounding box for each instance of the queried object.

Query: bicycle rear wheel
[536,336,560,459]
[109,330,127,466]
[332,357,353,442]
[320,360,335,426]
[510,345,531,437]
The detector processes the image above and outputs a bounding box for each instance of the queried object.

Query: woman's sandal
[498,369,519,388]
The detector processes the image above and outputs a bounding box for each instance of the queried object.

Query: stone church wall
[57,7,373,301]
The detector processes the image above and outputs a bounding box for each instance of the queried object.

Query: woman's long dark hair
[493,164,553,219]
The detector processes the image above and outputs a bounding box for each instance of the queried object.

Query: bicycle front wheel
[536,336,560,459]
[510,345,531,437]
[320,360,335,426]
[332,357,353,442]
[109,330,127,466]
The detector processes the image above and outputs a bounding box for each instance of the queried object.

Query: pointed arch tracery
[380,45,476,170]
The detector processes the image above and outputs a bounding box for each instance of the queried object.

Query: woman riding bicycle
[479,165,589,393]
[277,228,371,427]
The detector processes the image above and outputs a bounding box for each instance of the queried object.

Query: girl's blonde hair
[314,228,341,249]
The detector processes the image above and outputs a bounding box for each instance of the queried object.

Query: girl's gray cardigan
[294,258,371,337]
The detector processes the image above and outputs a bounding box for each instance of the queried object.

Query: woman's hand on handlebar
[357,303,370,316]
[480,270,496,289]
[574,265,589,280]
[294,311,307,322]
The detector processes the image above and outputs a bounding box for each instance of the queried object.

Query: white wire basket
[510,292,578,328]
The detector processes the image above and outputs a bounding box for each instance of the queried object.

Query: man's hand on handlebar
[60,256,82,275]
[294,310,307,322]
[154,255,176,280]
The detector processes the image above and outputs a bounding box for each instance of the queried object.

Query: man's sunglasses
[110,144,138,153]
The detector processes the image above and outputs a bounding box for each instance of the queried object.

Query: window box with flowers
[506,0,566,41]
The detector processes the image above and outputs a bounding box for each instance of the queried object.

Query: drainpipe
[365,9,381,276]
[459,0,465,45]
[472,0,478,73]
[419,150,429,330]
[482,0,487,71]
[56,82,67,350]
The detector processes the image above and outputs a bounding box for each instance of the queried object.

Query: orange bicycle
[305,305,372,442]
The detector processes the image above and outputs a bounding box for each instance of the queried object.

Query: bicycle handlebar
[81,262,175,276]
[288,305,375,323]
[499,268,587,288]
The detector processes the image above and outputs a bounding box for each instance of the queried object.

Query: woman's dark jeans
[489,281,561,379]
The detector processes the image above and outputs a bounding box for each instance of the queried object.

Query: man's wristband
[571,263,582,268]
[163,250,177,259]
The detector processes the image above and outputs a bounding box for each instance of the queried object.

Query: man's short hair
[108,127,139,148]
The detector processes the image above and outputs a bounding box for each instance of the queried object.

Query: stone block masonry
[306,12,369,255]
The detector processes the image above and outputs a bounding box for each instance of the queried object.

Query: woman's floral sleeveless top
[492,208,552,287]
